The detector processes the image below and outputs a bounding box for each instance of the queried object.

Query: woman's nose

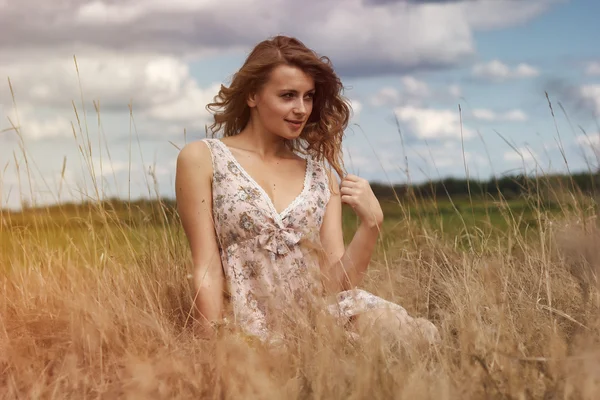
[294,99,307,115]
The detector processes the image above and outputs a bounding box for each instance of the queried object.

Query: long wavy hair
[206,35,351,179]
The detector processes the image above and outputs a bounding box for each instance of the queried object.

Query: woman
[175,35,439,345]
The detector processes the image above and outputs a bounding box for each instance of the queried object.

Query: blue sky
[0,0,599,209]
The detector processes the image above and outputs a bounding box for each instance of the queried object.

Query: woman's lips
[285,119,303,130]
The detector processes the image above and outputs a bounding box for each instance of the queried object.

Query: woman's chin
[276,132,302,141]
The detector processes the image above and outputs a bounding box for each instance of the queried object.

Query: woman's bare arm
[175,141,225,337]
[319,168,383,293]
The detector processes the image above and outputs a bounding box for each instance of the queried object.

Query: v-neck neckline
[215,139,312,223]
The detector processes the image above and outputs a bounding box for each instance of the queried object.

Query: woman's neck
[235,121,290,159]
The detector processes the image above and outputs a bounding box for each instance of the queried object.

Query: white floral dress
[202,139,438,343]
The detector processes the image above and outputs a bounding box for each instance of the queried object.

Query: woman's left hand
[340,174,384,229]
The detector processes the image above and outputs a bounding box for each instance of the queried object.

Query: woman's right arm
[175,141,225,338]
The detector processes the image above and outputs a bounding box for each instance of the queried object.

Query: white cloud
[349,99,362,118]
[343,146,397,178]
[504,109,528,121]
[0,0,560,78]
[471,108,528,122]
[0,53,210,112]
[575,133,600,152]
[145,81,220,125]
[90,157,138,176]
[394,106,474,140]
[1,140,178,210]
[513,63,540,78]
[461,0,564,31]
[400,76,430,98]
[471,109,496,121]
[580,84,600,114]
[575,133,600,148]
[75,1,144,25]
[400,141,489,181]
[370,87,401,107]
[575,133,600,164]
[413,142,466,169]
[0,52,221,139]
[503,148,539,169]
[472,60,540,82]
[25,116,73,140]
[473,60,510,80]
[501,147,544,174]
[343,140,488,181]
[0,104,74,140]
[369,76,430,107]
[502,147,542,176]
[585,62,600,76]
[448,84,462,98]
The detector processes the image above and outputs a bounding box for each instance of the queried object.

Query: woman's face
[248,64,315,141]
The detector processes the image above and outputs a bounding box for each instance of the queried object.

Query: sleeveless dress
[202,139,439,344]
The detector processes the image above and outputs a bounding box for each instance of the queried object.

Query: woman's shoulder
[176,139,217,176]
[178,139,213,159]
[175,141,216,201]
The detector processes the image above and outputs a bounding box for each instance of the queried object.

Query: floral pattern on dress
[201,138,438,343]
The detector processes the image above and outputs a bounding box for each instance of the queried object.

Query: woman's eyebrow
[279,88,316,93]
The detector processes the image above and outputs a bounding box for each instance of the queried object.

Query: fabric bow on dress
[257,226,303,255]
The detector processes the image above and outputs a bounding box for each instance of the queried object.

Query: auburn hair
[206,35,351,179]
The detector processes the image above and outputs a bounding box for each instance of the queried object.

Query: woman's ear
[247,91,257,108]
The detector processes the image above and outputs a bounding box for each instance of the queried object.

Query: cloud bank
[0,0,561,77]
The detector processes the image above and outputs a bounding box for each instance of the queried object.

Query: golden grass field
[3,180,600,399]
[2,83,600,398]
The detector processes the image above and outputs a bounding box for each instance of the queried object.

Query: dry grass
[2,199,600,399]
[3,72,600,398]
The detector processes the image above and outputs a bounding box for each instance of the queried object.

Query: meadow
[2,89,600,398]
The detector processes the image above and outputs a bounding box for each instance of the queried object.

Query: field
[2,77,600,398]
[2,172,600,398]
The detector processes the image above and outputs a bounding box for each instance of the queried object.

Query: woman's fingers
[343,174,361,183]
[341,195,356,206]
[340,174,384,228]
[341,181,360,192]
[340,186,356,196]
[340,179,353,188]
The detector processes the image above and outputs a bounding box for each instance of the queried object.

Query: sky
[1,0,599,210]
